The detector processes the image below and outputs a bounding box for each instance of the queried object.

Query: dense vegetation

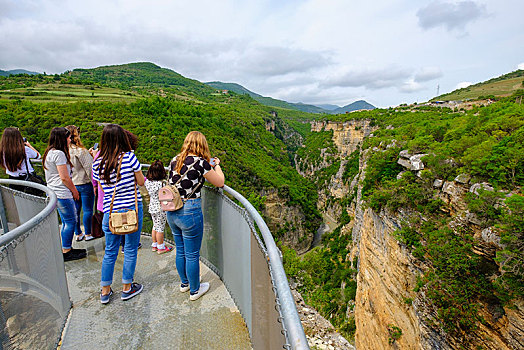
[292,92,523,340]
[2,63,522,344]
[0,68,322,242]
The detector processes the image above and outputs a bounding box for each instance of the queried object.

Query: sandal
[157,245,173,254]
[76,234,85,241]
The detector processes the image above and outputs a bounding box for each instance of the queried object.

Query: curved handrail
[0,179,58,246]
[24,161,310,349]
[222,184,309,350]
[142,163,309,349]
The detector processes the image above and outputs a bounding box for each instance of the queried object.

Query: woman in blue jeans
[43,127,87,261]
[92,124,145,304]
[66,125,95,241]
[167,131,224,301]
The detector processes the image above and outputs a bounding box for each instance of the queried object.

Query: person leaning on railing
[167,131,225,301]
[42,127,87,262]
[0,127,44,195]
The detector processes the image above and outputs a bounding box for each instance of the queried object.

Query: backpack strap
[109,153,138,214]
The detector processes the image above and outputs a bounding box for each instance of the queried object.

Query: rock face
[311,120,375,157]
[260,188,311,253]
[398,150,428,171]
[305,121,524,349]
[292,289,355,350]
[354,208,424,350]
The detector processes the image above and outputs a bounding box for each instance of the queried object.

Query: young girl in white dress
[145,160,173,254]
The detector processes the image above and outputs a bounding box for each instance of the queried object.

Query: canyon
[299,119,523,349]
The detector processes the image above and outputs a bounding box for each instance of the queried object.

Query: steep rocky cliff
[303,120,523,349]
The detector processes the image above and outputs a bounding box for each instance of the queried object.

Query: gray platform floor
[59,235,252,350]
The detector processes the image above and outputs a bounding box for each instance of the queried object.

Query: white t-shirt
[5,146,40,177]
[44,149,73,199]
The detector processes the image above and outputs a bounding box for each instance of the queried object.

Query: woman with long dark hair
[92,124,145,304]
[43,127,86,261]
[167,131,224,301]
[0,127,42,194]
[66,125,95,241]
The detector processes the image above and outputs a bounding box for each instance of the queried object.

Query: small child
[145,160,173,254]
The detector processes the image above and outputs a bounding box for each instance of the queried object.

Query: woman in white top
[43,127,86,262]
[0,127,42,194]
[66,125,95,241]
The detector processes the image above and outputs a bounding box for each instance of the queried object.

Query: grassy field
[0,83,145,103]
[435,74,524,101]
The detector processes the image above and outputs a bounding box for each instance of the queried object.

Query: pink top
[92,151,104,211]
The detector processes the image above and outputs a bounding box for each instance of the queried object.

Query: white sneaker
[179,275,201,293]
[189,282,209,301]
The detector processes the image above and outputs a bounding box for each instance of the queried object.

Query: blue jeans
[166,198,204,293]
[100,201,143,287]
[57,198,77,250]
[74,183,95,236]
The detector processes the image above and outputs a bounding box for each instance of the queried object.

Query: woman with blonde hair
[167,131,224,301]
[66,125,95,241]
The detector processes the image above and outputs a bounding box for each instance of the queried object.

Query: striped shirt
[92,152,142,213]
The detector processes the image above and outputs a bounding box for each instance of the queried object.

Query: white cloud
[456,82,473,89]
[400,80,426,93]
[1,0,524,108]
[518,63,524,70]
[321,66,411,90]
[414,67,443,82]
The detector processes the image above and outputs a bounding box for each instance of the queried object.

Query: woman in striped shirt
[93,124,145,304]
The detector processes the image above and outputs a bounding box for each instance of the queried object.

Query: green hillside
[2,63,522,342]
[434,69,524,101]
[0,64,322,243]
[70,62,214,96]
[206,81,328,113]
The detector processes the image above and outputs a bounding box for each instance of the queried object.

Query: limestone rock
[291,289,355,350]
[470,182,494,195]
[397,151,428,171]
[481,227,501,247]
[433,179,443,188]
[454,173,471,184]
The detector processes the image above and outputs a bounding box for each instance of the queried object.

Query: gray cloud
[322,66,411,90]
[417,1,488,31]
[239,46,332,77]
[414,66,443,82]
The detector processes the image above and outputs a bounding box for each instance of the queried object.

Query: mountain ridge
[206,81,375,114]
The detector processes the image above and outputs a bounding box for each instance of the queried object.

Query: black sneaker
[121,283,143,300]
[63,249,87,261]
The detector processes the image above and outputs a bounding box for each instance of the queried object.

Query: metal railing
[140,163,309,349]
[1,164,309,349]
[0,179,69,350]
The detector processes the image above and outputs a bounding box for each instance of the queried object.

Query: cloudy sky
[1,0,523,107]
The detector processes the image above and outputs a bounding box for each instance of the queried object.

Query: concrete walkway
[59,235,252,350]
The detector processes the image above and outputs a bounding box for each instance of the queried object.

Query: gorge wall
[304,120,524,349]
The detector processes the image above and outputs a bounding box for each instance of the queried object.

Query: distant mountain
[314,104,340,111]
[0,69,40,76]
[206,81,328,114]
[332,100,376,114]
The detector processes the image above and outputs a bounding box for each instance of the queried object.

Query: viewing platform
[0,179,309,350]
